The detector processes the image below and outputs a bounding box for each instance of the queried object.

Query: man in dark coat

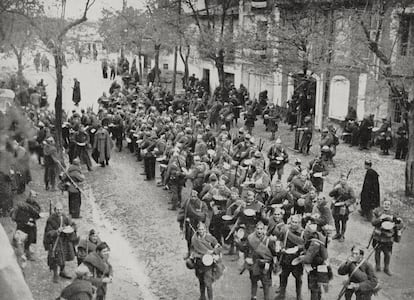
[359,115,373,150]
[43,202,78,283]
[360,160,380,221]
[65,158,85,219]
[72,78,81,106]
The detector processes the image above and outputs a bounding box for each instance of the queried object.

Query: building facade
[160,0,414,129]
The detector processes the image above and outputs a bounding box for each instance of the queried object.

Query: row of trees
[98,0,414,195]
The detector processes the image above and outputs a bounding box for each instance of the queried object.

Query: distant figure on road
[41,54,49,71]
[101,59,108,79]
[109,60,116,80]
[72,78,81,106]
[34,52,41,72]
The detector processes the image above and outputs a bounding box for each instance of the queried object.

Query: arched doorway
[329,75,350,120]
[291,73,317,149]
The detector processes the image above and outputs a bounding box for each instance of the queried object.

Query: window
[251,0,268,10]
[163,64,168,70]
[393,100,402,123]
[399,14,414,56]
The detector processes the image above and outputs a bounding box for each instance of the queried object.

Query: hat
[321,145,330,151]
[73,158,81,165]
[254,151,261,158]
[322,128,329,133]
[245,134,251,140]
[209,174,218,182]
[304,116,311,122]
[275,138,282,144]
[238,128,245,134]
[89,229,96,236]
[75,264,90,278]
[364,160,372,166]
[46,136,55,143]
[295,158,301,165]
[220,125,226,130]
[297,198,306,207]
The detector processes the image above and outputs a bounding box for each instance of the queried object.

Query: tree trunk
[216,49,225,88]
[179,44,190,89]
[138,51,143,84]
[172,45,178,95]
[16,54,24,87]
[154,44,161,86]
[406,108,414,196]
[53,46,64,153]
[215,49,226,100]
[11,45,24,87]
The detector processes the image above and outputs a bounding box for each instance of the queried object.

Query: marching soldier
[190,222,224,300]
[308,155,329,194]
[371,199,404,276]
[245,221,278,300]
[329,173,356,242]
[267,139,289,181]
[338,246,379,300]
[298,116,313,155]
[275,215,305,300]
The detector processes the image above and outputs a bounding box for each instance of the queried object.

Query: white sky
[42,0,145,21]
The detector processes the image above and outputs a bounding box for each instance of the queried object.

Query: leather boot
[275,287,286,300]
[59,266,72,279]
[52,268,59,283]
[296,283,303,300]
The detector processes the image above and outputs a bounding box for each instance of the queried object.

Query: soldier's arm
[301,242,320,264]
[356,264,378,292]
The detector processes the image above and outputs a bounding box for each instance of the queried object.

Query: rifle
[366,228,375,249]
[346,168,353,180]
[337,245,378,300]
[274,227,289,274]
[51,233,61,259]
[225,217,240,241]
[233,161,240,187]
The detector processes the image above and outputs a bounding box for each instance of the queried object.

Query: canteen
[291,257,302,266]
[243,208,256,217]
[202,254,214,266]
[236,228,245,240]
[381,221,395,230]
[62,226,74,234]
[285,246,299,254]
[222,215,233,221]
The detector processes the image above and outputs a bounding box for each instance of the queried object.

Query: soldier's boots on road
[52,269,59,283]
[59,267,72,279]
[332,233,341,240]
[384,267,392,276]
[275,286,286,299]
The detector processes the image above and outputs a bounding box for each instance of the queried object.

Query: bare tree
[12,0,96,151]
[184,0,239,98]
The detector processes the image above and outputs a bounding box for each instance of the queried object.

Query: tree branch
[57,0,96,40]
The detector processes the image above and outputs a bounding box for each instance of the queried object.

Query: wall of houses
[158,1,414,127]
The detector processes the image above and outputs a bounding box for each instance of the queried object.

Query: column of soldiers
[14,76,405,300]
[53,78,403,300]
